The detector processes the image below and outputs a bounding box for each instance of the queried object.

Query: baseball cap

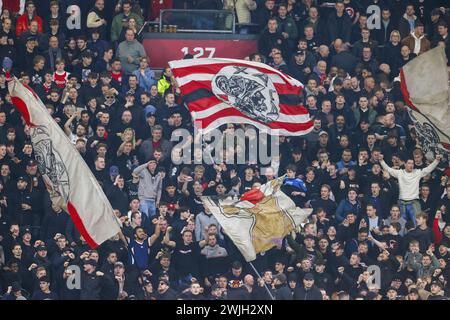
[144,105,156,118]
[26,35,37,43]
[295,50,306,56]
[114,261,125,268]
[27,159,38,166]
[143,279,152,285]
[11,282,22,293]
[2,56,13,71]
[21,228,32,236]
[303,273,314,281]
[83,259,97,267]
[387,286,398,292]
[36,245,47,251]
[319,131,329,137]
[63,246,74,253]
[365,291,377,300]
[109,165,119,177]
[17,176,27,182]
[167,203,176,211]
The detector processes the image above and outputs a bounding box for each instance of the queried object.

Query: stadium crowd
[0,0,450,300]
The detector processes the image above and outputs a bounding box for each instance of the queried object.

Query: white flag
[400,46,450,159]
[9,78,121,248]
[201,177,312,262]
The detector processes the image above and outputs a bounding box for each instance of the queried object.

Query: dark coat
[327,12,352,43]
[274,284,293,300]
[293,285,323,300]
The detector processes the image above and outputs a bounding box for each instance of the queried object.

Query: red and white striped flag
[169,58,314,136]
[9,78,121,249]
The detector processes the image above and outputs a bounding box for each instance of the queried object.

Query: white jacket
[380,159,439,201]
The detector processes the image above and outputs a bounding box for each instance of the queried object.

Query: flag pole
[248,261,275,301]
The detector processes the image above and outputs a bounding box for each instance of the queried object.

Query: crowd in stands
[0,0,449,300]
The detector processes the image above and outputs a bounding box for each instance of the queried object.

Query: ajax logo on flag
[212,66,280,124]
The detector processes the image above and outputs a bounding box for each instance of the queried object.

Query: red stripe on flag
[188,96,224,112]
[399,69,419,113]
[274,83,302,95]
[179,80,213,95]
[268,119,314,132]
[23,83,39,100]
[401,68,450,151]
[197,108,313,132]
[11,96,34,126]
[442,142,450,151]
[279,104,309,115]
[67,201,99,249]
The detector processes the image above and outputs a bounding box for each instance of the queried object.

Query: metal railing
[159,9,235,34]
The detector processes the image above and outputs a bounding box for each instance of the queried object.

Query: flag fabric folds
[9,78,121,249]
[400,46,450,159]
[169,58,314,136]
[201,177,312,262]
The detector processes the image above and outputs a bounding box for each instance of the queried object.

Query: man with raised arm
[379,153,442,226]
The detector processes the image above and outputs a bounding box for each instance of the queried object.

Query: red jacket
[2,0,21,14]
[16,13,43,37]
[433,217,443,246]
[150,0,173,20]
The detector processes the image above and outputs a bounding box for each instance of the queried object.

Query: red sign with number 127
[143,38,258,68]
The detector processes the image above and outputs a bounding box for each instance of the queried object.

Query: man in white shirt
[379,153,442,226]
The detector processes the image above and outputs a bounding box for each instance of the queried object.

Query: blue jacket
[132,67,156,92]
[335,199,363,223]
[283,177,307,192]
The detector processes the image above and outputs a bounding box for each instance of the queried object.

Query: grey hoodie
[200,244,228,259]
[133,163,163,202]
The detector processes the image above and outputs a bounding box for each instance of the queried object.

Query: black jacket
[374,19,396,45]
[293,285,323,300]
[155,288,178,300]
[80,270,104,300]
[381,42,402,76]
[101,272,141,300]
[274,284,293,300]
[331,51,359,75]
[327,12,352,44]
[106,185,130,215]
[258,30,287,58]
